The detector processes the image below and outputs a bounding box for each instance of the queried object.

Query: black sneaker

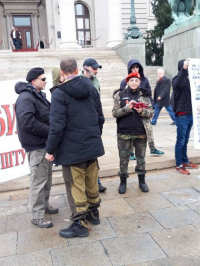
[86,208,100,225]
[59,220,89,238]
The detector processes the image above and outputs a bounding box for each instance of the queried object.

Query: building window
[75,3,91,45]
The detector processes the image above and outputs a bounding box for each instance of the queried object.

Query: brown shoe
[176,166,190,175]
[182,162,199,169]
[31,218,53,228]
[45,206,59,214]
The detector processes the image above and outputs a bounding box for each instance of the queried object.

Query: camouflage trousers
[117,134,147,178]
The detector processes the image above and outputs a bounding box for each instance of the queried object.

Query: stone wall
[163,20,200,78]
[114,39,145,66]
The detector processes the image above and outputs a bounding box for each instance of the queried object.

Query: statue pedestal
[163,17,200,77]
[113,39,145,66]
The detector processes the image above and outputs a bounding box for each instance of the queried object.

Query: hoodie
[45,75,105,165]
[15,82,50,151]
[172,59,192,115]
[119,59,153,107]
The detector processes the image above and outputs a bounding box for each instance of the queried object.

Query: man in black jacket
[45,58,105,238]
[172,59,198,175]
[152,68,175,125]
[15,68,58,228]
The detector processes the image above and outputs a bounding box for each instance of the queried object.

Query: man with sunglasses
[15,67,58,229]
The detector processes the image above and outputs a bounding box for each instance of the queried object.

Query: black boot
[86,208,100,225]
[118,177,127,194]
[138,174,149,193]
[98,180,107,193]
[59,219,89,238]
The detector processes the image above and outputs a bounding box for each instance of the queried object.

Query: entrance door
[13,16,34,49]
[75,3,91,46]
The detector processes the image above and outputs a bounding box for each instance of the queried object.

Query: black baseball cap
[83,58,102,69]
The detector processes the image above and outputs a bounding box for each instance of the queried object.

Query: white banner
[188,58,200,149]
[0,73,53,183]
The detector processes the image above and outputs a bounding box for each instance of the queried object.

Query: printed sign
[0,73,53,183]
[188,58,200,149]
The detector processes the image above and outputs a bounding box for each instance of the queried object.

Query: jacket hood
[15,82,47,99]
[58,76,92,99]
[127,59,144,78]
[178,59,185,71]
[52,68,61,87]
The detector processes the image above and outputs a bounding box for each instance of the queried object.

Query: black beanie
[26,67,45,82]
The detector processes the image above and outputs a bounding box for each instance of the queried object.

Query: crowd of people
[14,56,198,238]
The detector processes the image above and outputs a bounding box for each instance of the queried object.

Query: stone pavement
[1,166,200,265]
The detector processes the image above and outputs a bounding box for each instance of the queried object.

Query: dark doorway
[75,3,91,46]
[13,15,34,49]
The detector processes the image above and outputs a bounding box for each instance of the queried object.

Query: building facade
[0,0,156,50]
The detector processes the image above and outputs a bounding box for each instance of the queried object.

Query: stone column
[59,0,79,48]
[6,14,12,50]
[107,0,123,47]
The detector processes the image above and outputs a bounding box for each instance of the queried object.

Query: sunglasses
[37,78,47,82]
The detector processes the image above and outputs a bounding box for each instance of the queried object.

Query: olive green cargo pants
[62,159,101,221]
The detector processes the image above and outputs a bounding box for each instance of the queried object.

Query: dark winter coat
[15,82,50,151]
[172,59,192,115]
[45,76,105,165]
[120,59,154,107]
[154,75,171,107]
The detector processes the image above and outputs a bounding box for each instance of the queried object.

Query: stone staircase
[0,48,166,118]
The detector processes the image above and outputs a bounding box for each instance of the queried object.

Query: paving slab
[161,176,200,189]
[0,216,7,234]
[150,225,200,257]
[99,198,135,218]
[67,218,117,245]
[150,205,200,229]
[17,222,68,254]
[0,232,17,257]
[125,194,173,213]
[187,201,200,214]
[51,241,112,266]
[6,212,32,233]
[0,249,52,266]
[130,180,173,194]
[102,233,167,265]
[109,212,163,237]
[100,184,139,200]
[161,187,200,206]
[132,255,200,266]
[49,206,71,223]
[0,199,28,217]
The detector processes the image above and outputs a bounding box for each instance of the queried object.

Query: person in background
[172,59,198,174]
[152,68,176,125]
[113,72,154,194]
[80,58,107,193]
[120,59,164,159]
[10,27,20,50]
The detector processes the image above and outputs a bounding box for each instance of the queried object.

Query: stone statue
[168,0,194,20]
[194,0,200,15]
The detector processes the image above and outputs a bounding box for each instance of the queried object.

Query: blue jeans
[175,114,193,167]
[152,104,175,124]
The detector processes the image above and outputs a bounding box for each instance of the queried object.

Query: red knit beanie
[126,72,141,83]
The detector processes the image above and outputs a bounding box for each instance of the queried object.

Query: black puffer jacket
[15,82,50,151]
[172,59,192,115]
[45,76,105,165]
